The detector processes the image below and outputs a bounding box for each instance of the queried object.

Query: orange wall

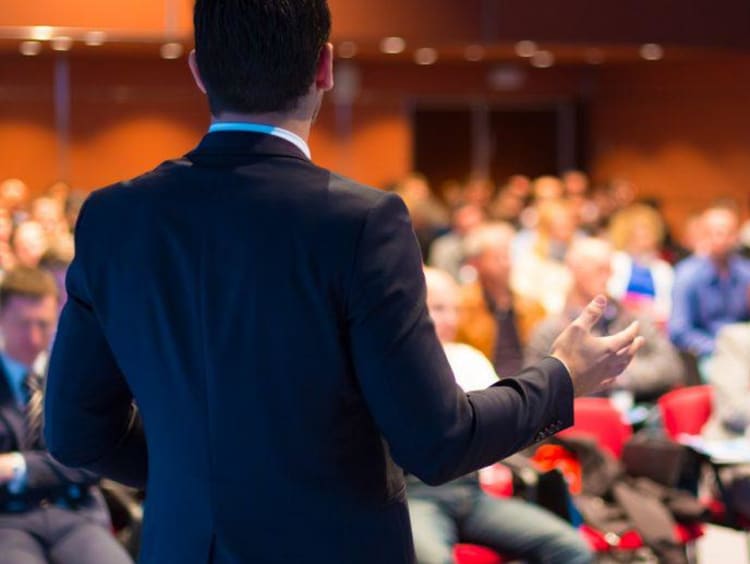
[1,52,749,234]
[590,57,750,229]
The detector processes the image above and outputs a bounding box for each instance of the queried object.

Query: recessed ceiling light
[30,26,54,41]
[414,47,438,66]
[380,36,406,55]
[337,41,358,59]
[160,42,184,60]
[640,43,664,61]
[515,40,538,58]
[84,31,107,47]
[464,44,485,62]
[19,41,42,56]
[51,36,73,52]
[530,50,555,68]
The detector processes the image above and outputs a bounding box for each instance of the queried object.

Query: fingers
[601,320,640,353]
[572,295,607,331]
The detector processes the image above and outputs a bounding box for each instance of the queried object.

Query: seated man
[406,267,593,564]
[525,238,682,403]
[669,204,750,360]
[0,267,132,564]
[702,322,750,516]
[456,222,547,378]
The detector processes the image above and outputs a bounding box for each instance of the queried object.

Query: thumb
[573,295,607,331]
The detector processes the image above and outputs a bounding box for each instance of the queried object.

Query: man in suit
[44,1,642,562]
[0,267,131,563]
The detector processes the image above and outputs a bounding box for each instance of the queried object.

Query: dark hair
[194,0,331,115]
[0,267,59,310]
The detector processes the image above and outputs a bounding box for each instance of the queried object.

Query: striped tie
[24,370,44,449]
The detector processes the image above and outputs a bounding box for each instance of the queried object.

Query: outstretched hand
[550,295,645,397]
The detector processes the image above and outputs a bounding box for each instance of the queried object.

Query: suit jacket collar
[185,131,310,166]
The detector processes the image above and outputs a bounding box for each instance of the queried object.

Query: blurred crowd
[0,178,83,303]
[1,170,749,563]
[394,170,750,394]
[394,170,750,562]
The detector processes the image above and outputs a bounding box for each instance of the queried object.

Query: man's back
[69,133,421,562]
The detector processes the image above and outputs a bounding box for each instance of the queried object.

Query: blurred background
[0,0,749,234]
[2,3,750,562]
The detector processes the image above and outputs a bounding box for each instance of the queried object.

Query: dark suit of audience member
[0,268,131,564]
[43,2,641,563]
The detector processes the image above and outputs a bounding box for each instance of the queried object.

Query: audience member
[11,222,48,269]
[512,199,581,314]
[702,322,750,516]
[669,203,750,360]
[39,240,75,313]
[462,176,496,212]
[518,175,564,230]
[394,172,450,257]
[489,186,525,229]
[562,170,598,233]
[428,203,485,281]
[0,267,132,563]
[407,268,593,564]
[31,198,69,238]
[607,203,674,327]
[457,223,546,377]
[0,179,29,225]
[526,238,681,402]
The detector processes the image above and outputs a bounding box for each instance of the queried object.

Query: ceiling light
[515,40,537,58]
[84,31,107,46]
[337,41,358,59]
[640,43,664,61]
[30,26,54,41]
[51,36,73,51]
[488,65,526,91]
[380,36,406,55]
[414,47,438,66]
[160,42,184,60]
[464,44,485,62]
[530,50,555,68]
[19,41,42,56]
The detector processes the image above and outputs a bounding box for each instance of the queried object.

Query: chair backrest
[658,385,713,440]
[559,397,632,459]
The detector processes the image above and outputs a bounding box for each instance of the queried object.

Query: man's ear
[188,50,208,94]
[315,43,334,92]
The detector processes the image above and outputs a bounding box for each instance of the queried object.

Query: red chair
[559,398,704,552]
[658,385,713,440]
[559,397,633,459]
[453,543,504,564]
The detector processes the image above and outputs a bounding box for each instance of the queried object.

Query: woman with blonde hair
[512,198,581,314]
[607,203,674,327]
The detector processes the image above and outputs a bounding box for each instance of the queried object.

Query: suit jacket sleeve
[44,197,148,488]
[347,193,574,485]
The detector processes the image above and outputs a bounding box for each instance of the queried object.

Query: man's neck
[211,111,312,143]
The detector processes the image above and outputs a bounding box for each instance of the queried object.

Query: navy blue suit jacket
[45,131,574,563]
[0,356,107,521]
